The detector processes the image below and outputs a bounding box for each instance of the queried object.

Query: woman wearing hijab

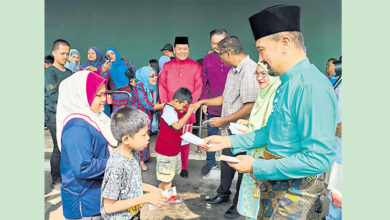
[56,70,117,220]
[158,55,171,71]
[64,49,81,72]
[132,66,165,170]
[101,47,136,112]
[80,46,104,72]
[235,62,281,220]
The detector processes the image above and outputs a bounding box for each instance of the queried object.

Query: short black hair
[52,39,70,51]
[44,55,54,64]
[209,28,227,39]
[218,36,244,55]
[173,87,192,103]
[327,58,337,64]
[149,59,160,73]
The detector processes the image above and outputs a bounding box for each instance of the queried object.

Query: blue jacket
[60,118,110,219]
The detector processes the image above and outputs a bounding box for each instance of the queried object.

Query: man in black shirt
[44,39,72,189]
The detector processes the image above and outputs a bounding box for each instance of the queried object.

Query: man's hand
[201,135,232,152]
[227,155,254,173]
[209,117,227,127]
[202,105,208,115]
[336,122,342,138]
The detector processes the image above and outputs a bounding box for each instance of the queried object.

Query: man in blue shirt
[202,5,337,219]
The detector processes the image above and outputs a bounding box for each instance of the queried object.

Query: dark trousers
[206,114,219,166]
[216,144,246,206]
[46,121,62,183]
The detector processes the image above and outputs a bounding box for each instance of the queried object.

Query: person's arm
[158,65,168,103]
[44,69,57,120]
[171,104,199,130]
[103,192,166,214]
[229,125,270,154]
[142,183,161,193]
[196,96,223,107]
[61,125,108,179]
[100,60,111,79]
[102,167,167,214]
[210,102,254,127]
[252,85,337,180]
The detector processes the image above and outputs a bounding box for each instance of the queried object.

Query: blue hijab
[105,47,129,88]
[80,46,103,69]
[64,49,80,72]
[158,55,171,70]
[136,66,157,103]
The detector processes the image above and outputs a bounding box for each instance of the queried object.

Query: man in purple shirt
[200,29,231,176]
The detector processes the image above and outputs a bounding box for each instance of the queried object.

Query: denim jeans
[206,114,219,166]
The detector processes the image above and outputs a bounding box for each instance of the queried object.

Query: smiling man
[158,36,203,178]
[203,5,338,219]
[45,39,73,189]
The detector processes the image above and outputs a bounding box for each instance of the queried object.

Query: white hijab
[56,70,118,151]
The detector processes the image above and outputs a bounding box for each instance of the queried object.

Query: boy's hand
[145,191,167,207]
[192,101,203,111]
[187,104,199,114]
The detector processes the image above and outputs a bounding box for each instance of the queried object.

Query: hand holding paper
[226,155,254,173]
[202,135,232,152]
[220,155,240,163]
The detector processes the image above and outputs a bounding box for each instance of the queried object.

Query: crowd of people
[44,4,342,220]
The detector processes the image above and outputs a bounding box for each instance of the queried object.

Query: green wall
[45,0,341,73]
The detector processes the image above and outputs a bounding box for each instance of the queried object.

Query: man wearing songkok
[159,36,203,178]
[203,5,337,219]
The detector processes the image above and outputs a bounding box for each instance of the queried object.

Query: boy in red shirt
[155,88,199,190]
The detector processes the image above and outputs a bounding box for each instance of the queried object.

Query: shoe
[50,180,61,190]
[201,163,216,176]
[203,195,230,207]
[224,205,240,219]
[180,170,188,178]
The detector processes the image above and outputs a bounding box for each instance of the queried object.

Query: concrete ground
[45,129,244,220]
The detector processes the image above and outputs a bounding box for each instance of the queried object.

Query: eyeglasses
[217,50,228,56]
[149,74,158,78]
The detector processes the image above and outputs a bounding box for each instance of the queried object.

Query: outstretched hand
[226,155,254,173]
[199,135,232,152]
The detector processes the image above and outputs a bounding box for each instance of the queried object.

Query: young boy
[101,106,167,220]
[155,88,199,190]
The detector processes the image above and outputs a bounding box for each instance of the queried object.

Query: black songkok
[174,36,189,46]
[249,5,301,41]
